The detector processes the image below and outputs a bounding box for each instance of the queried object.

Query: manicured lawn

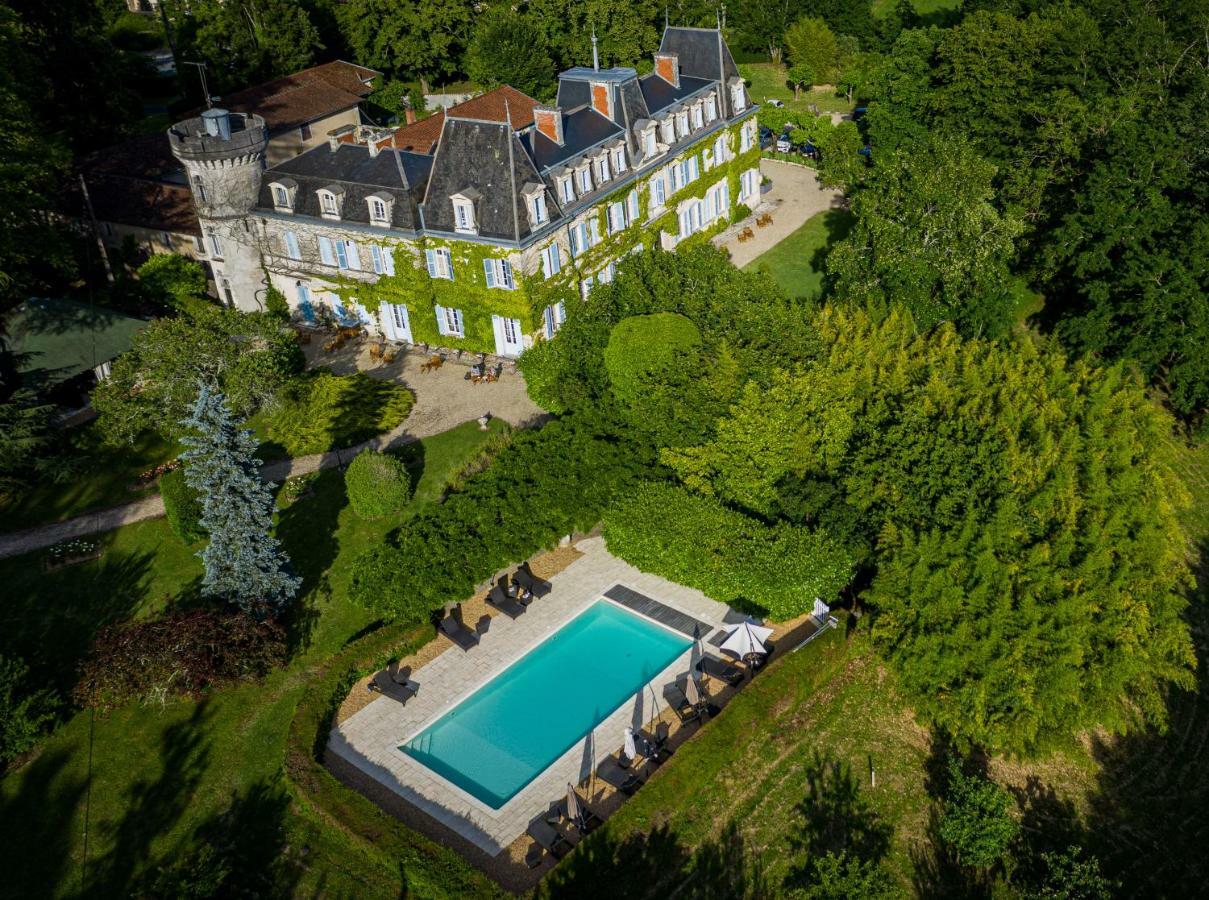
[0,420,508,898]
[743,208,855,299]
[0,427,177,533]
[739,63,855,115]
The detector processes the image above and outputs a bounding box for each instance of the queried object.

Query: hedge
[350,415,650,622]
[603,482,854,621]
[284,620,503,898]
[161,467,206,543]
[263,372,414,457]
[345,450,413,519]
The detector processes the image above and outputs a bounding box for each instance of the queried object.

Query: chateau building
[168,27,760,357]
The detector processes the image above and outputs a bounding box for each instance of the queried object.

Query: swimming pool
[401,600,691,809]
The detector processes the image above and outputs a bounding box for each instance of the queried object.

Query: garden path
[713,158,844,268]
[0,347,546,559]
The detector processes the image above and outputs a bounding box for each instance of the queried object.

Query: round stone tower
[168,109,269,311]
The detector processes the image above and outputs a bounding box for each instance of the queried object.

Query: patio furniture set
[438,562,553,650]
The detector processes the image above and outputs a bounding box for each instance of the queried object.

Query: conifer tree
[180,385,300,617]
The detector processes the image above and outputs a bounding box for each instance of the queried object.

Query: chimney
[590,82,612,118]
[327,123,356,151]
[654,52,679,88]
[534,106,563,146]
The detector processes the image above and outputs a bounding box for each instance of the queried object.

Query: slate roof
[555,68,651,157]
[659,27,744,117]
[524,106,623,171]
[422,118,549,241]
[639,73,715,116]
[9,297,148,389]
[218,60,380,134]
[258,144,431,231]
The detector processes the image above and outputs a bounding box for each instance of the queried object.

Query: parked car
[759,126,774,148]
[775,131,792,153]
[766,98,785,108]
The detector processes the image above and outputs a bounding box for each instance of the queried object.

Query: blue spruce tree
[180,384,300,616]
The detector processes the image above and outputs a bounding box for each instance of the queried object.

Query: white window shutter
[383,247,395,276]
[589,218,600,244]
[319,236,335,266]
[345,241,361,270]
[627,191,639,223]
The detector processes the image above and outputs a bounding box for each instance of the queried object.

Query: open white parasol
[720,619,774,661]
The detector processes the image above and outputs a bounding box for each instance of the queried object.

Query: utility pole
[77,174,115,286]
[157,0,180,76]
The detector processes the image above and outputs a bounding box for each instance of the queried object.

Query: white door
[492,315,524,357]
[380,302,412,343]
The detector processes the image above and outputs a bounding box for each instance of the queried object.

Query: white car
[775,135,792,153]
[766,99,785,108]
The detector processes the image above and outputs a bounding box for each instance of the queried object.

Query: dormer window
[731,81,746,113]
[521,182,549,228]
[611,145,626,174]
[558,174,575,204]
[366,193,392,227]
[317,186,344,220]
[676,111,689,138]
[450,189,480,234]
[705,94,718,123]
[643,127,657,158]
[578,165,593,195]
[660,118,675,145]
[595,154,610,184]
[691,103,704,130]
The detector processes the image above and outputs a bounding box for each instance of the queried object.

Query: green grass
[248,371,414,460]
[0,420,507,898]
[739,63,856,115]
[0,427,178,533]
[743,208,855,300]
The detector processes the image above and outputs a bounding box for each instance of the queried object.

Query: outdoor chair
[664,683,703,725]
[527,819,574,861]
[513,561,552,599]
[638,726,674,763]
[438,605,479,650]
[598,756,644,796]
[696,654,745,687]
[558,791,605,832]
[486,584,526,619]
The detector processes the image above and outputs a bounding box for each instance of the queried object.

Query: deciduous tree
[465,7,555,100]
[336,0,475,91]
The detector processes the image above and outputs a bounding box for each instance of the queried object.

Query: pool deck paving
[327,536,733,856]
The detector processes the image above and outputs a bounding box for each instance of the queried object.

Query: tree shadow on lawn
[0,547,159,697]
[275,469,347,656]
[86,700,215,895]
[0,744,89,898]
[784,751,894,891]
[807,209,856,297]
[539,821,769,900]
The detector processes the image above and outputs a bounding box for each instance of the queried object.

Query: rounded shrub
[345,450,412,519]
[161,467,206,543]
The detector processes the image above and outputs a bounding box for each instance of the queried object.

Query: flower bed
[43,539,103,571]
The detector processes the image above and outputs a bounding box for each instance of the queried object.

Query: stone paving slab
[328,537,733,855]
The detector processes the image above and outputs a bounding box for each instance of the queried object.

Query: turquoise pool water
[401,601,691,809]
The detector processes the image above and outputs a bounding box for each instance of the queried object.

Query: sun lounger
[527,819,574,860]
[512,561,552,598]
[597,756,644,796]
[696,653,745,687]
[438,609,479,650]
[558,791,604,832]
[486,584,526,619]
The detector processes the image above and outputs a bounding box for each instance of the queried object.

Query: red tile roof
[82,174,200,236]
[218,60,381,134]
[353,86,541,156]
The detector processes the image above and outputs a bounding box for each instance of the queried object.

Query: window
[273,184,290,207]
[678,155,699,188]
[713,134,727,164]
[160,231,172,248]
[607,201,626,235]
[283,231,300,260]
[740,168,759,201]
[595,154,610,184]
[531,192,548,225]
[706,180,729,222]
[644,128,657,158]
[660,118,675,145]
[371,244,395,275]
[296,281,312,307]
[676,112,689,138]
[732,83,746,112]
[483,257,516,290]
[705,94,717,122]
[598,260,616,284]
[207,230,223,258]
[580,275,595,299]
[334,240,360,270]
[578,166,593,194]
[612,146,626,174]
[436,305,464,337]
[318,190,341,218]
[670,163,684,192]
[425,247,453,280]
[627,190,640,225]
[589,217,601,246]
[318,235,335,266]
[541,242,562,278]
[703,147,714,171]
[217,275,233,305]
[678,200,703,239]
[740,122,753,152]
[194,176,207,202]
[652,173,667,208]
[559,176,574,204]
[369,197,389,224]
[452,198,475,233]
[300,122,312,140]
[192,235,204,255]
[691,104,703,130]
[543,301,566,338]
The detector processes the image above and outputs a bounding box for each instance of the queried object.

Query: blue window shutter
[483,258,496,288]
[335,241,348,269]
[425,249,437,277]
[434,304,447,335]
[383,247,395,276]
[443,250,454,281]
[544,305,555,337]
[371,244,383,274]
[453,308,463,335]
[319,236,335,266]
[628,191,639,223]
